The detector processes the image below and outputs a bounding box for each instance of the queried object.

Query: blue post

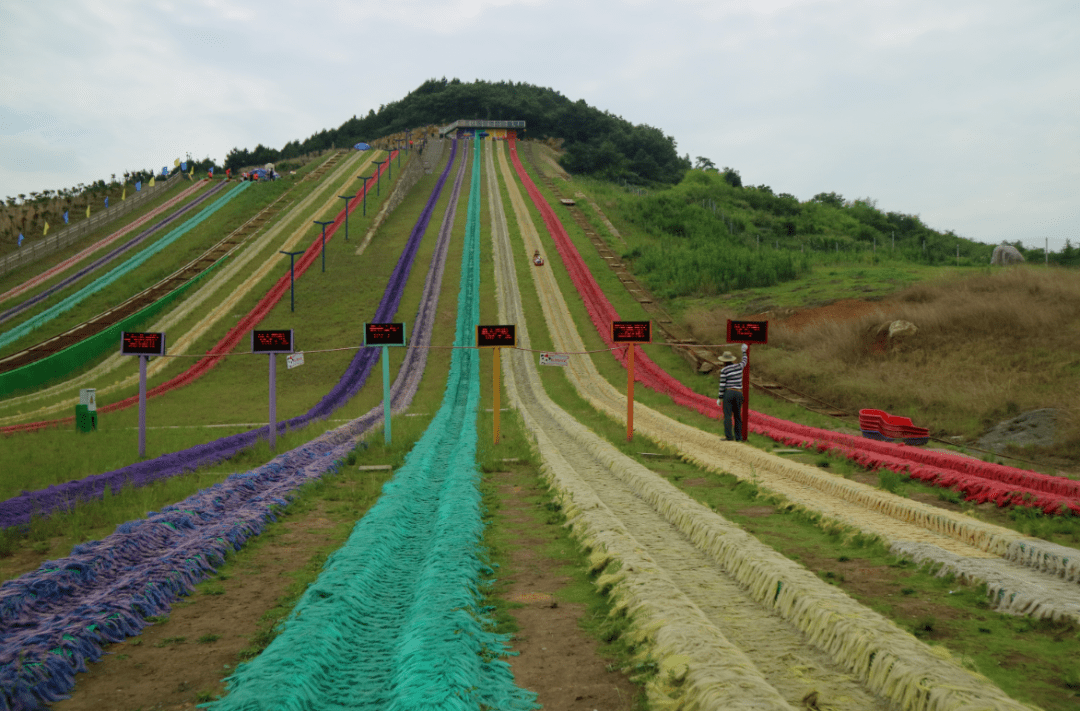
[313,220,333,273]
[279,250,304,311]
[337,196,352,241]
[382,344,391,444]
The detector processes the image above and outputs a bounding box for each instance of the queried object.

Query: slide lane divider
[0,142,461,710]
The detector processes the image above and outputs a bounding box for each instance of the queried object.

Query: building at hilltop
[439,120,525,140]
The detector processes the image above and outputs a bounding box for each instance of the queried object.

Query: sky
[2,0,1077,250]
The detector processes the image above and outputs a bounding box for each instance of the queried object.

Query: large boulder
[991,244,1025,266]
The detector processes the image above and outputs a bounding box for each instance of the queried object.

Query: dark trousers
[722,389,744,441]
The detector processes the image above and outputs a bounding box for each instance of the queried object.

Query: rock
[976,408,1059,453]
[887,320,918,339]
[991,244,1025,266]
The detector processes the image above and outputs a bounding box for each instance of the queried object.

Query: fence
[0,176,187,278]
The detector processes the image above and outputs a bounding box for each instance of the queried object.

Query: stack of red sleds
[859,408,930,446]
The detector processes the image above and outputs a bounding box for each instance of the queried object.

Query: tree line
[224,79,690,185]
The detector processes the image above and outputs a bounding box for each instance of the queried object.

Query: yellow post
[493,346,501,445]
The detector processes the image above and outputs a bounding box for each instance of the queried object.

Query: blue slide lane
[210,141,538,710]
[0,181,250,351]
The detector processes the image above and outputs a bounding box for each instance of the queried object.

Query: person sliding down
[716,343,748,441]
[533,250,544,266]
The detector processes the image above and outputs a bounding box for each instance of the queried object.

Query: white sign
[539,352,570,367]
[286,352,305,369]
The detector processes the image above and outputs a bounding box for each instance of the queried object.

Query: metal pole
[358,176,372,216]
[360,175,373,215]
[338,196,352,241]
[626,345,635,442]
[269,353,277,451]
[280,250,303,311]
[372,161,385,196]
[313,220,333,273]
[138,355,147,458]
[382,345,392,444]
[387,150,393,181]
[493,347,501,445]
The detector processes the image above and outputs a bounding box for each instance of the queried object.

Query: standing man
[716,343,748,441]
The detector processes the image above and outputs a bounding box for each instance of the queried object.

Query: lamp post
[386,149,393,181]
[279,250,304,311]
[358,175,372,216]
[337,195,353,241]
[372,160,386,196]
[395,143,402,169]
[313,220,333,273]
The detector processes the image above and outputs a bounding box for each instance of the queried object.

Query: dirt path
[488,140,1039,710]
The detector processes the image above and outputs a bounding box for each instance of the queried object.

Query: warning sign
[539,352,570,367]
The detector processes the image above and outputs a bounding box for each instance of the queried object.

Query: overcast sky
[2,0,1077,250]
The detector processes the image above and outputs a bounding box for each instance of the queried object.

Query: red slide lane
[0,180,208,305]
[507,140,1080,516]
[2,161,390,435]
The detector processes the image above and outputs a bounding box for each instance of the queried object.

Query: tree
[811,191,844,208]
[695,156,716,171]
[721,167,742,188]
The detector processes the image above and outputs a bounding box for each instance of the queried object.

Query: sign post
[725,320,769,441]
[121,332,166,458]
[477,325,516,445]
[612,321,652,442]
[365,322,407,444]
[252,329,295,451]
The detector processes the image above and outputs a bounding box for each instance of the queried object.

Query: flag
[121,186,126,201]
[162,166,168,176]
[136,181,142,192]
[86,205,91,218]
[43,221,49,236]
[174,158,181,168]
[18,233,24,247]
[63,210,69,225]
[181,161,187,172]
[208,167,213,178]
[189,164,194,177]
[104,196,109,208]
[150,176,155,187]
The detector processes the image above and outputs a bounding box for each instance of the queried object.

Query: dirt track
[486,142,1041,710]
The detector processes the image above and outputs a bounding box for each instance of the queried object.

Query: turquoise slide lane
[211,143,538,710]
[0,181,251,351]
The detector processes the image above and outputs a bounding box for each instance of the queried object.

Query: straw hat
[718,350,738,363]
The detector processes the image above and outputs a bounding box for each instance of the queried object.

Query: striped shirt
[717,352,747,397]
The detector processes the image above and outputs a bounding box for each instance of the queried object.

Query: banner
[181,161,187,172]
[104,196,109,208]
[86,205,91,218]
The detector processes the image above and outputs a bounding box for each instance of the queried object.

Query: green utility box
[76,388,98,432]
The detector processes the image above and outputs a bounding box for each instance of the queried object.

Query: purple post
[138,355,147,458]
[268,353,277,451]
